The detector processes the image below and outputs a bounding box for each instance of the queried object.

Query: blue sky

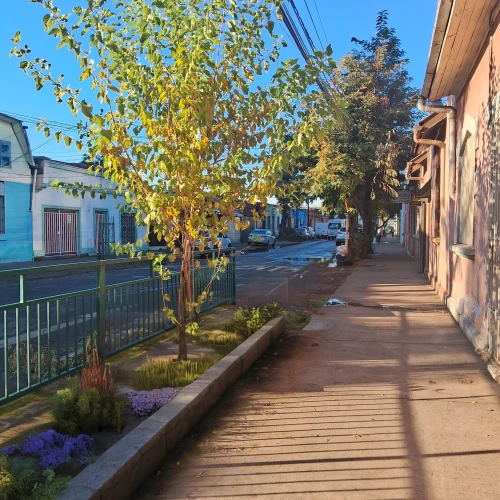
[0,0,438,162]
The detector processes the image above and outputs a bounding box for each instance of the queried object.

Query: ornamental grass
[134,355,220,390]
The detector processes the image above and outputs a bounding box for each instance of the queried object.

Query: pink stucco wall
[406,10,500,350]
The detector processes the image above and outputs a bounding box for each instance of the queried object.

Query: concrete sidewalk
[136,239,500,500]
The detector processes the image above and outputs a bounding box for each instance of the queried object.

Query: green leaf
[325,44,333,56]
[12,31,21,44]
[64,135,72,147]
[101,129,113,142]
[80,101,93,119]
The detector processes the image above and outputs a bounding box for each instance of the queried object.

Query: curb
[58,316,285,500]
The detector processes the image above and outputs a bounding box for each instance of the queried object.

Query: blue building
[294,208,307,229]
[0,113,35,263]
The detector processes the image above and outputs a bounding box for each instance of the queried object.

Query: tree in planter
[308,11,418,256]
[13,0,336,359]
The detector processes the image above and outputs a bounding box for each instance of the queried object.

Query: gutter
[415,97,456,194]
[28,164,38,212]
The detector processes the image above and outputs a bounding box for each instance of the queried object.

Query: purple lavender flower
[127,388,179,417]
[19,429,94,469]
[1,445,18,456]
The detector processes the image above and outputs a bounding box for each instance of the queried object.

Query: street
[0,240,336,307]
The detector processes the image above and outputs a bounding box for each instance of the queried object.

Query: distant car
[306,227,316,239]
[296,227,311,240]
[335,227,350,244]
[248,229,276,250]
[195,232,232,251]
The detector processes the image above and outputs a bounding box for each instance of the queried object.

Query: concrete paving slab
[135,240,500,500]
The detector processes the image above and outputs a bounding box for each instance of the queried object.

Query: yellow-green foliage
[190,330,243,357]
[134,355,220,390]
[227,303,282,338]
[52,387,126,435]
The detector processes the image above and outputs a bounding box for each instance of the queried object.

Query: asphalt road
[0,240,336,306]
[0,240,337,397]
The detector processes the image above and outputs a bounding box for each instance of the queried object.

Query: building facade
[404,0,500,358]
[0,113,34,263]
[32,157,148,259]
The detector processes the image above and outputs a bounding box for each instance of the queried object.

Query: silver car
[248,229,276,250]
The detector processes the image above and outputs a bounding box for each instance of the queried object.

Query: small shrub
[134,355,220,390]
[31,474,71,500]
[51,389,79,436]
[52,342,126,434]
[277,226,296,239]
[227,303,282,338]
[16,470,39,496]
[0,467,16,500]
[52,387,126,434]
[349,232,371,260]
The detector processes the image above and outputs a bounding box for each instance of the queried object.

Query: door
[44,209,78,256]
[95,211,106,256]
[120,212,136,244]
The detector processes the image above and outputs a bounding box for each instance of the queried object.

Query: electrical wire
[302,0,324,51]
[312,0,329,48]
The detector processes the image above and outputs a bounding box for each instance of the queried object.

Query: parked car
[248,229,276,250]
[327,219,344,240]
[335,227,350,244]
[195,232,232,250]
[296,227,311,240]
[306,226,316,239]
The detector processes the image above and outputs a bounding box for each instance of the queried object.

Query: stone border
[58,317,285,500]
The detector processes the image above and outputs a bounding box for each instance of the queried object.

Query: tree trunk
[279,204,289,236]
[361,212,373,259]
[177,238,192,361]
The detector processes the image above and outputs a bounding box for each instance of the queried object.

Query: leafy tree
[308,11,419,255]
[276,146,317,236]
[13,0,335,359]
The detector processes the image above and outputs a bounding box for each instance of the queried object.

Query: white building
[32,157,148,259]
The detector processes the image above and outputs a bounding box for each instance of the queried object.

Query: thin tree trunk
[177,238,192,361]
[361,212,373,259]
[279,204,289,236]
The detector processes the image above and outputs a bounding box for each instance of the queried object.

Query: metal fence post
[19,274,26,304]
[231,249,236,305]
[96,263,106,358]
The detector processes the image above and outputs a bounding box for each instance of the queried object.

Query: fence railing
[0,249,236,404]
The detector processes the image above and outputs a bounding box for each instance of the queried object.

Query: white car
[335,227,350,244]
[195,232,232,250]
[248,229,276,250]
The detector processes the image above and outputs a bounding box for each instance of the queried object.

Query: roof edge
[421,0,454,99]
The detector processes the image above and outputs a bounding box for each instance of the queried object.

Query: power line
[0,109,79,132]
[302,0,324,51]
[312,0,329,48]
[289,0,318,54]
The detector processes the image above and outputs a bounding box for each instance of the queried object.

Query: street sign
[391,191,412,204]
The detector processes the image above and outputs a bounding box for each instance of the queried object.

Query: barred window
[0,141,10,167]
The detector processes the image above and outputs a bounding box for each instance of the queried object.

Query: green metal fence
[0,249,236,404]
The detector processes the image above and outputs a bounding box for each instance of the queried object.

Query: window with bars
[0,141,10,167]
[0,182,5,234]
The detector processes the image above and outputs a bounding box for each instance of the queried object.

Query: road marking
[265,281,287,296]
